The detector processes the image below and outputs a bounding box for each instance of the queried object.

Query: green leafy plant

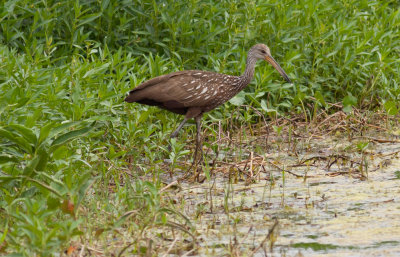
[1,0,399,255]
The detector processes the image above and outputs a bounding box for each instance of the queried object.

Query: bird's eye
[261,50,266,54]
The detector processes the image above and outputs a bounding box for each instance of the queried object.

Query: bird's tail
[124,89,142,103]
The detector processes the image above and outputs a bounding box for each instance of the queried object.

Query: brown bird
[125,44,291,161]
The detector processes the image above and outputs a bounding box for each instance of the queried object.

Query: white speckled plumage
[125,44,291,160]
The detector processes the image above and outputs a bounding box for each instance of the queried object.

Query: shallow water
[176,134,400,256]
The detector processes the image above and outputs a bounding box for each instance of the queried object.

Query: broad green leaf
[52,145,69,160]
[314,91,326,107]
[8,124,37,145]
[24,177,62,198]
[293,91,306,106]
[50,122,96,152]
[255,92,266,98]
[229,92,245,106]
[101,0,110,10]
[0,220,7,245]
[260,99,267,111]
[25,107,43,128]
[38,122,56,146]
[47,197,61,210]
[0,102,7,116]
[35,145,49,171]
[342,94,357,113]
[48,121,80,139]
[261,100,278,118]
[356,142,369,151]
[0,154,19,164]
[343,94,357,106]
[247,94,261,107]
[384,101,398,115]
[0,128,33,154]
[77,13,102,27]
[83,63,110,78]
[0,176,19,183]
[23,155,40,176]
[75,173,98,209]
[109,150,127,160]
[138,111,150,124]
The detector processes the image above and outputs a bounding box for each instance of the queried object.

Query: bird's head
[251,44,292,83]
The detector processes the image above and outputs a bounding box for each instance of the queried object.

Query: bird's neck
[240,55,257,86]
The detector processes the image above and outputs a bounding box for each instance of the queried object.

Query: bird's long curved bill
[265,55,292,83]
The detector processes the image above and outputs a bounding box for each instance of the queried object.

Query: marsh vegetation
[0,0,399,255]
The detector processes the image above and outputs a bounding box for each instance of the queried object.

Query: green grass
[0,0,400,255]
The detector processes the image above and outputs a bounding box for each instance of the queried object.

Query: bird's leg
[167,117,189,153]
[192,115,203,180]
[192,116,203,163]
[170,117,189,138]
[195,115,203,161]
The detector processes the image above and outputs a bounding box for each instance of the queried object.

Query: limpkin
[125,44,291,162]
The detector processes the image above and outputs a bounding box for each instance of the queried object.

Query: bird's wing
[174,72,241,108]
[125,70,238,110]
[163,71,225,106]
[127,71,185,92]
[125,71,192,103]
